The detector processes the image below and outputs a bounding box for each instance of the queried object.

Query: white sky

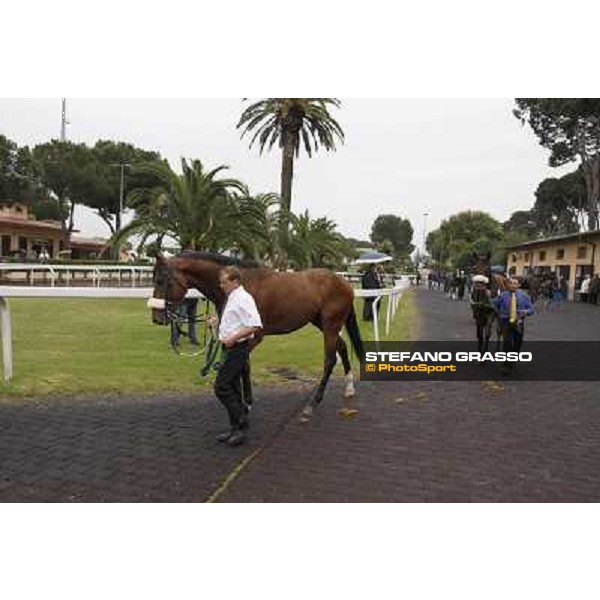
[0,98,573,248]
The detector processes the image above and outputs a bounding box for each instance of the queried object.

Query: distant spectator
[376,265,386,288]
[580,274,591,303]
[171,297,199,347]
[38,247,50,262]
[589,275,600,305]
[361,264,382,321]
[560,277,569,301]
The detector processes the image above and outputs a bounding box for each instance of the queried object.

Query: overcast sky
[0,98,573,248]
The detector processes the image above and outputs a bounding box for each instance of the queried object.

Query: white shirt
[218,285,263,342]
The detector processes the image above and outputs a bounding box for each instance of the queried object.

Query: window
[539,251,546,261]
[524,252,530,262]
[511,254,517,263]
[509,266,516,275]
[556,248,565,260]
[577,246,587,259]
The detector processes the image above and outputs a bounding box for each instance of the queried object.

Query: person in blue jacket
[492,275,534,355]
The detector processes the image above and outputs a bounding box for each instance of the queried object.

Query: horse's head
[147,255,189,325]
[472,251,492,277]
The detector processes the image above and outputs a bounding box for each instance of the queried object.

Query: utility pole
[60,98,70,141]
[110,163,132,260]
[110,163,132,231]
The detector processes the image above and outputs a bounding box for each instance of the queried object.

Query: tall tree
[0,134,29,201]
[370,214,414,258]
[0,135,56,217]
[237,98,344,267]
[87,140,164,236]
[426,211,503,270]
[113,158,247,253]
[531,171,584,236]
[503,210,537,238]
[32,140,100,250]
[514,99,600,229]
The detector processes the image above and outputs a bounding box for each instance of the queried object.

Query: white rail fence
[0,263,153,287]
[0,282,409,383]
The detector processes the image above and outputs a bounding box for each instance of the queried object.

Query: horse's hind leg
[336,336,355,398]
[301,328,338,420]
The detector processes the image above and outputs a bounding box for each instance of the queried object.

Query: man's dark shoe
[226,430,247,447]
[216,430,234,443]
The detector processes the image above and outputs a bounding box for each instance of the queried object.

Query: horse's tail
[345,304,364,363]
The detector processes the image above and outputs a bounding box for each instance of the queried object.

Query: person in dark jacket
[589,274,600,305]
[361,264,382,321]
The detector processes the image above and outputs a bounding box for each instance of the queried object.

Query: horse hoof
[343,388,356,399]
[300,405,313,421]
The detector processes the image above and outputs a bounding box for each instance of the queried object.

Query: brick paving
[0,389,305,502]
[216,289,600,502]
[2,288,600,502]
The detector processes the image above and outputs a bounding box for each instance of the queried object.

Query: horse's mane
[178,251,262,269]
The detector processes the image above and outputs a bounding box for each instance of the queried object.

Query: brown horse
[149,251,364,418]
[472,253,509,297]
[470,253,507,353]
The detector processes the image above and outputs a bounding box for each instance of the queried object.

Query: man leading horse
[149,251,364,434]
[492,275,534,372]
[206,266,262,447]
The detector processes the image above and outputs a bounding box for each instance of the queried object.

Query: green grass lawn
[0,291,415,397]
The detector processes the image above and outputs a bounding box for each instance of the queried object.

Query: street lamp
[422,212,429,265]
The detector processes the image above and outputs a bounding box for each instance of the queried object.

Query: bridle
[148,261,222,373]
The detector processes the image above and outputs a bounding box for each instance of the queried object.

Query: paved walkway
[2,288,600,502]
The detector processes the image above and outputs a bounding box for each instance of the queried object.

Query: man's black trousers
[214,341,250,429]
[500,322,524,353]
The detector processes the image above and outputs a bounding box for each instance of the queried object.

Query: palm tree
[111,158,247,253]
[288,210,354,270]
[237,98,345,267]
[226,188,281,263]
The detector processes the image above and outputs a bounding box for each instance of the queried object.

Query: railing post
[385,290,392,336]
[0,297,13,382]
[372,294,381,348]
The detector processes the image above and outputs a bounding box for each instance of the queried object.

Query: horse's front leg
[483,315,493,355]
[476,319,484,354]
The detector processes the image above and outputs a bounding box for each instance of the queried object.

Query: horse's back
[244,268,354,334]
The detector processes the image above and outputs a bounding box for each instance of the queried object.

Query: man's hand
[222,336,236,348]
[207,314,218,328]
